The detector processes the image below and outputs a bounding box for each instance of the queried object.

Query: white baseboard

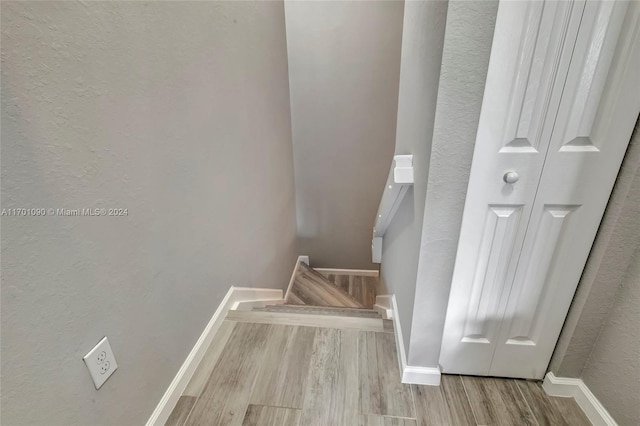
[314,268,379,277]
[388,294,441,386]
[403,366,443,385]
[543,372,617,426]
[146,286,283,426]
[233,298,284,311]
[373,295,393,319]
[284,255,308,302]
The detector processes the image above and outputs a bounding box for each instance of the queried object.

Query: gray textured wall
[550,122,640,425]
[407,0,498,367]
[0,2,297,424]
[582,245,640,426]
[285,0,403,269]
[380,0,448,357]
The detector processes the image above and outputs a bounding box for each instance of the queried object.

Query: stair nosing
[273,304,378,312]
[225,310,391,333]
[254,305,382,318]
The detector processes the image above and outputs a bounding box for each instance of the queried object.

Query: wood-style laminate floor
[287,262,378,308]
[319,272,378,309]
[167,316,591,426]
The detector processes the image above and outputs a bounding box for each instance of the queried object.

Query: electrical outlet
[83,337,118,389]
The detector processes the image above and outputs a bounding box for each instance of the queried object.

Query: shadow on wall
[286,0,403,270]
[378,187,416,294]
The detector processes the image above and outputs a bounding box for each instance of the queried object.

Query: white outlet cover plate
[83,336,118,389]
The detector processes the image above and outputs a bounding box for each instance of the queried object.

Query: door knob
[503,171,519,184]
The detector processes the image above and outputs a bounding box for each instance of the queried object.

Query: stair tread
[226,309,390,332]
[287,262,365,308]
[279,304,377,313]
[253,304,381,318]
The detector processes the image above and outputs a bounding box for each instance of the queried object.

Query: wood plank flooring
[287,262,366,308]
[168,317,590,426]
[285,262,379,308]
[249,325,316,409]
[359,415,417,426]
[299,328,360,425]
[323,272,379,308]
[225,309,388,332]
[165,396,196,426]
[254,304,382,318]
[185,322,271,425]
[462,376,537,425]
[359,331,414,418]
[515,380,591,425]
[183,320,235,397]
[412,375,475,426]
[242,405,301,426]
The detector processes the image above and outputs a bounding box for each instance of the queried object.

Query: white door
[439,0,639,379]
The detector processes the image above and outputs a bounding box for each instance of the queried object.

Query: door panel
[461,205,523,344]
[559,1,625,152]
[490,0,636,378]
[500,0,576,153]
[440,0,638,378]
[504,205,577,346]
[438,0,586,376]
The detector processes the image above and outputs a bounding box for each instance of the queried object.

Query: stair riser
[226,310,391,333]
[254,306,381,318]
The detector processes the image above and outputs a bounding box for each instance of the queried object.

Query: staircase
[178,261,397,425]
[225,261,390,332]
[286,261,377,308]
